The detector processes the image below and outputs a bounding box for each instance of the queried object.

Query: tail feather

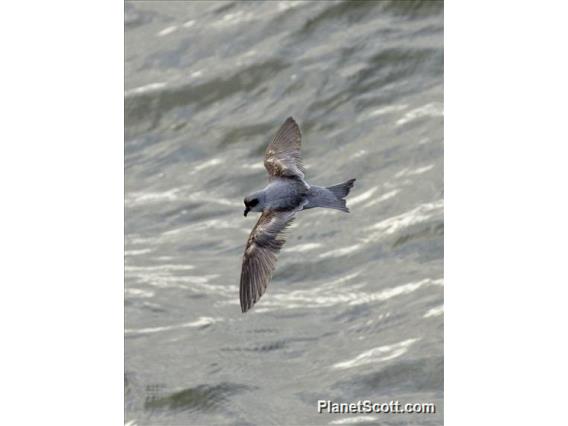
[304,179,356,212]
[327,178,356,199]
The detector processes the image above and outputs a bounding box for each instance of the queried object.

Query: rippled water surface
[125,1,443,425]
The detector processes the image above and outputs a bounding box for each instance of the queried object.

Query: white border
[446,1,568,425]
[0,1,123,424]
[2,1,568,424]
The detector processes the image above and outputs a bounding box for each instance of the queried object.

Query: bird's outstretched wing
[240,209,296,313]
[264,117,305,180]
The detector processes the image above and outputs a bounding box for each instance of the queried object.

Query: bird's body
[240,117,356,313]
[261,178,307,211]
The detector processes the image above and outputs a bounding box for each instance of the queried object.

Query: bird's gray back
[264,178,308,210]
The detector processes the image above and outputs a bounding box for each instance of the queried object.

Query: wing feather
[264,117,305,179]
[240,210,296,313]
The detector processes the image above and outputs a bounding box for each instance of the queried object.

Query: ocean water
[125,1,443,425]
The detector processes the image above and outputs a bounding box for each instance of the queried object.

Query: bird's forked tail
[305,178,356,212]
[327,178,356,199]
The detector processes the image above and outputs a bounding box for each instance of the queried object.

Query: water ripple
[125,0,443,423]
[125,316,222,336]
[246,277,442,311]
[367,199,443,236]
[332,338,419,370]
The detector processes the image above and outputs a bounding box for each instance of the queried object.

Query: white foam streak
[244,162,265,170]
[319,244,361,259]
[186,192,240,207]
[362,189,400,208]
[277,1,306,11]
[126,189,179,205]
[125,317,221,335]
[138,274,221,288]
[193,158,223,172]
[163,218,240,236]
[124,82,167,97]
[255,275,441,311]
[395,164,435,178]
[125,288,155,298]
[350,149,367,159]
[348,279,439,306]
[348,187,379,206]
[125,249,152,256]
[125,264,195,273]
[215,11,255,27]
[396,102,443,126]
[135,273,237,296]
[424,305,444,318]
[322,272,363,289]
[368,104,408,118]
[126,183,239,207]
[332,338,419,369]
[368,199,443,235]
[286,242,322,253]
[157,25,177,37]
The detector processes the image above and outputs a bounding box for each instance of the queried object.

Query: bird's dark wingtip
[241,299,251,313]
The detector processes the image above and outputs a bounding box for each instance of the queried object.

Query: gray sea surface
[125,1,443,425]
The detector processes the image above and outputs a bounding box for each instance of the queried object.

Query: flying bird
[240,117,356,313]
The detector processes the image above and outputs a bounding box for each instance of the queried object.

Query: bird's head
[243,194,263,216]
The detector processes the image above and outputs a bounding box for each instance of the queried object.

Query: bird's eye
[249,199,258,207]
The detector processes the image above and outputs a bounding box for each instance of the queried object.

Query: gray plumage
[240,117,356,313]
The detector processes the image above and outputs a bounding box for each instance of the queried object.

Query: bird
[239,117,356,313]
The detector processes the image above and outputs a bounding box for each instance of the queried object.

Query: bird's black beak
[244,208,249,217]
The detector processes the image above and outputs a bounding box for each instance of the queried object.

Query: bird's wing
[264,117,305,180]
[240,209,296,313]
